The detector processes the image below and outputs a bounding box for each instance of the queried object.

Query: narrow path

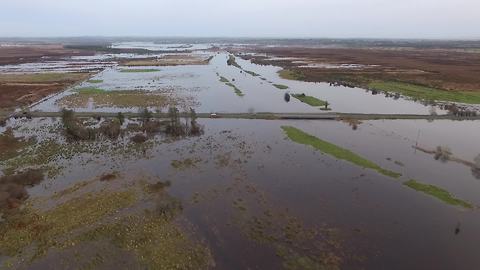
[6,111,480,121]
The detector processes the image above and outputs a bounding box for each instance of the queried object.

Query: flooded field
[23,42,457,115]
[1,41,480,270]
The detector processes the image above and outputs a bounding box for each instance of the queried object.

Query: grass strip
[281,126,401,178]
[273,84,289,90]
[244,70,260,77]
[404,180,473,209]
[225,82,245,97]
[87,80,103,84]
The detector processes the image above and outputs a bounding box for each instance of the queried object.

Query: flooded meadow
[1,42,479,270]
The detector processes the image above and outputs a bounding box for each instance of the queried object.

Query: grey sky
[1,0,479,39]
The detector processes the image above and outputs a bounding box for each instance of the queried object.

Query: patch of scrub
[281,126,401,178]
[368,81,480,104]
[227,54,242,69]
[119,69,160,73]
[291,93,328,108]
[273,84,289,90]
[404,180,473,209]
[0,128,32,161]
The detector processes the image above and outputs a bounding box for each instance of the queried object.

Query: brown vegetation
[0,73,91,111]
[0,128,32,161]
[0,169,44,213]
[100,173,117,182]
[0,44,93,66]
[246,46,480,92]
[0,45,93,112]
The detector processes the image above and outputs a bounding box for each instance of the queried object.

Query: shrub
[131,133,147,144]
[434,146,452,162]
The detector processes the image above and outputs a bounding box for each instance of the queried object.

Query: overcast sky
[1,0,479,39]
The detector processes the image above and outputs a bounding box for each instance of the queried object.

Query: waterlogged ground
[1,117,480,269]
[1,42,480,270]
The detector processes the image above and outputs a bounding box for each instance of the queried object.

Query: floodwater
[1,117,480,269]
[2,41,480,269]
[29,42,451,114]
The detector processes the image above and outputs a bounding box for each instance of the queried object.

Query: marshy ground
[0,39,480,270]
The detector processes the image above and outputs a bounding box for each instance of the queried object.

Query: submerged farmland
[0,40,480,270]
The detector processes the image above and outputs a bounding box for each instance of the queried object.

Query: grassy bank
[368,81,480,104]
[404,180,473,209]
[281,126,401,178]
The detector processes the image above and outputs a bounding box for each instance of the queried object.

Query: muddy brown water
[1,118,478,269]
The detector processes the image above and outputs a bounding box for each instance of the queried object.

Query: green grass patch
[404,180,473,209]
[281,126,401,178]
[119,69,160,73]
[225,82,245,97]
[292,94,327,107]
[87,80,103,84]
[368,81,480,104]
[244,70,260,77]
[75,87,106,94]
[273,84,289,90]
[278,69,306,81]
[219,76,229,83]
